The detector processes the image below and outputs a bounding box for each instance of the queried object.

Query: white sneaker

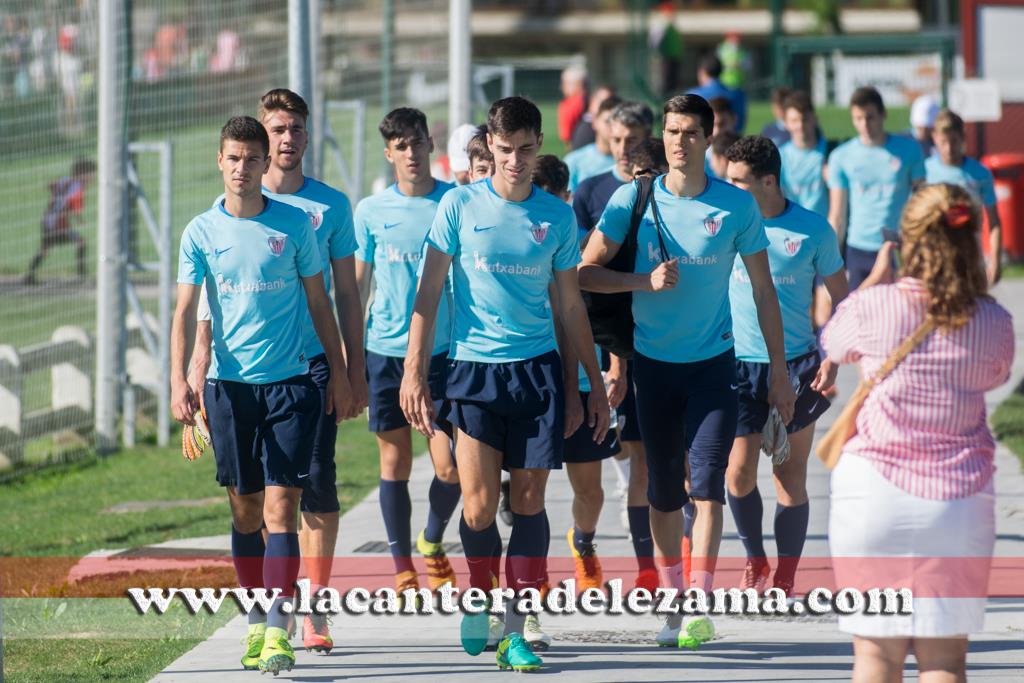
[655,616,682,647]
[485,614,505,651]
[523,614,551,652]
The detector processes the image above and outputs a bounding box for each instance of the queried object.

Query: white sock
[690,570,714,594]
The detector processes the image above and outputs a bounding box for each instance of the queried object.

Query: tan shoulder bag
[816,317,936,470]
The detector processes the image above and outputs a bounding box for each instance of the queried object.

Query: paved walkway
[153,280,1024,681]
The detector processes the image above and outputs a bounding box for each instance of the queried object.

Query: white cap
[910,94,940,128]
[447,123,478,173]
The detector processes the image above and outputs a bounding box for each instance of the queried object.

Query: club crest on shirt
[704,215,722,237]
[530,222,550,244]
[267,235,287,256]
[783,237,803,256]
[307,210,323,231]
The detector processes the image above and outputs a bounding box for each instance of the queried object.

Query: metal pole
[381,0,395,180]
[289,0,315,172]
[96,0,128,453]
[157,141,172,447]
[448,0,472,131]
[309,0,323,179]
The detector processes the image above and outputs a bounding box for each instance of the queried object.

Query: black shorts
[204,374,321,494]
[365,350,449,433]
[300,354,340,514]
[442,350,564,470]
[633,350,738,511]
[563,390,620,463]
[735,351,831,437]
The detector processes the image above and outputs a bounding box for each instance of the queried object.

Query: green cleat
[496,632,542,672]
[240,623,266,670]
[460,611,490,656]
[677,615,715,650]
[257,626,295,675]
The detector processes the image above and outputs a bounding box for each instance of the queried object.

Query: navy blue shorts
[735,351,832,437]
[204,374,321,495]
[441,350,564,470]
[564,390,620,463]
[301,354,340,514]
[633,350,738,511]
[365,350,448,433]
[845,244,881,290]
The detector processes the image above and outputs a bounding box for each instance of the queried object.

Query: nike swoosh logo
[473,225,496,232]
[214,247,233,256]
[384,222,400,230]
[729,384,739,391]
[297,473,310,479]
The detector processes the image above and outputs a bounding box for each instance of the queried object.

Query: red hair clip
[944,204,972,230]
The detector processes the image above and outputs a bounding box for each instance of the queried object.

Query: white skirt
[828,453,995,638]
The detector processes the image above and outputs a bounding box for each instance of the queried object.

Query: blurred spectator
[908,94,939,158]
[208,29,240,73]
[761,87,791,147]
[558,64,588,148]
[717,31,749,90]
[649,1,683,98]
[710,96,737,138]
[688,54,747,132]
[570,85,614,151]
[55,24,83,136]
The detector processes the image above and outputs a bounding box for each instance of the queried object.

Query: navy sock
[231,526,266,625]
[774,501,810,584]
[264,532,300,631]
[728,487,766,560]
[627,506,655,572]
[572,525,596,555]
[505,510,547,594]
[490,528,503,588]
[423,476,461,544]
[379,479,414,573]
[460,514,500,592]
[682,501,696,539]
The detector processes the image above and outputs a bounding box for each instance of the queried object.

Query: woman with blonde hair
[822,183,1015,682]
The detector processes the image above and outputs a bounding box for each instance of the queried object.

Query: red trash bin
[982,153,1024,260]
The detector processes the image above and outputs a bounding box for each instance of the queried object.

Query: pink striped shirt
[822,278,1015,499]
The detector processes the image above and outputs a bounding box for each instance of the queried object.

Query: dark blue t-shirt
[572,169,629,232]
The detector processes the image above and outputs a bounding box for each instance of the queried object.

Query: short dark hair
[626,137,668,175]
[532,155,569,196]
[71,158,96,177]
[596,94,624,116]
[709,96,734,117]
[724,135,782,183]
[487,96,542,138]
[771,86,792,107]
[850,86,886,115]
[611,101,655,132]
[783,90,815,116]
[220,116,269,155]
[466,124,492,164]
[711,130,742,157]
[663,94,714,138]
[379,107,429,142]
[699,54,723,79]
[258,88,309,123]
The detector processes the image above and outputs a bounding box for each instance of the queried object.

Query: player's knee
[461,506,496,531]
[726,464,757,497]
[435,462,459,485]
[574,483,604,510]
[231,508,263,534]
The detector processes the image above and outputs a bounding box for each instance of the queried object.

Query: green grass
[991,387,1024,471]
[1,416,383,681]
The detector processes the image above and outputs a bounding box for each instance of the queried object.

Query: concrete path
[153,280,1024,682]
